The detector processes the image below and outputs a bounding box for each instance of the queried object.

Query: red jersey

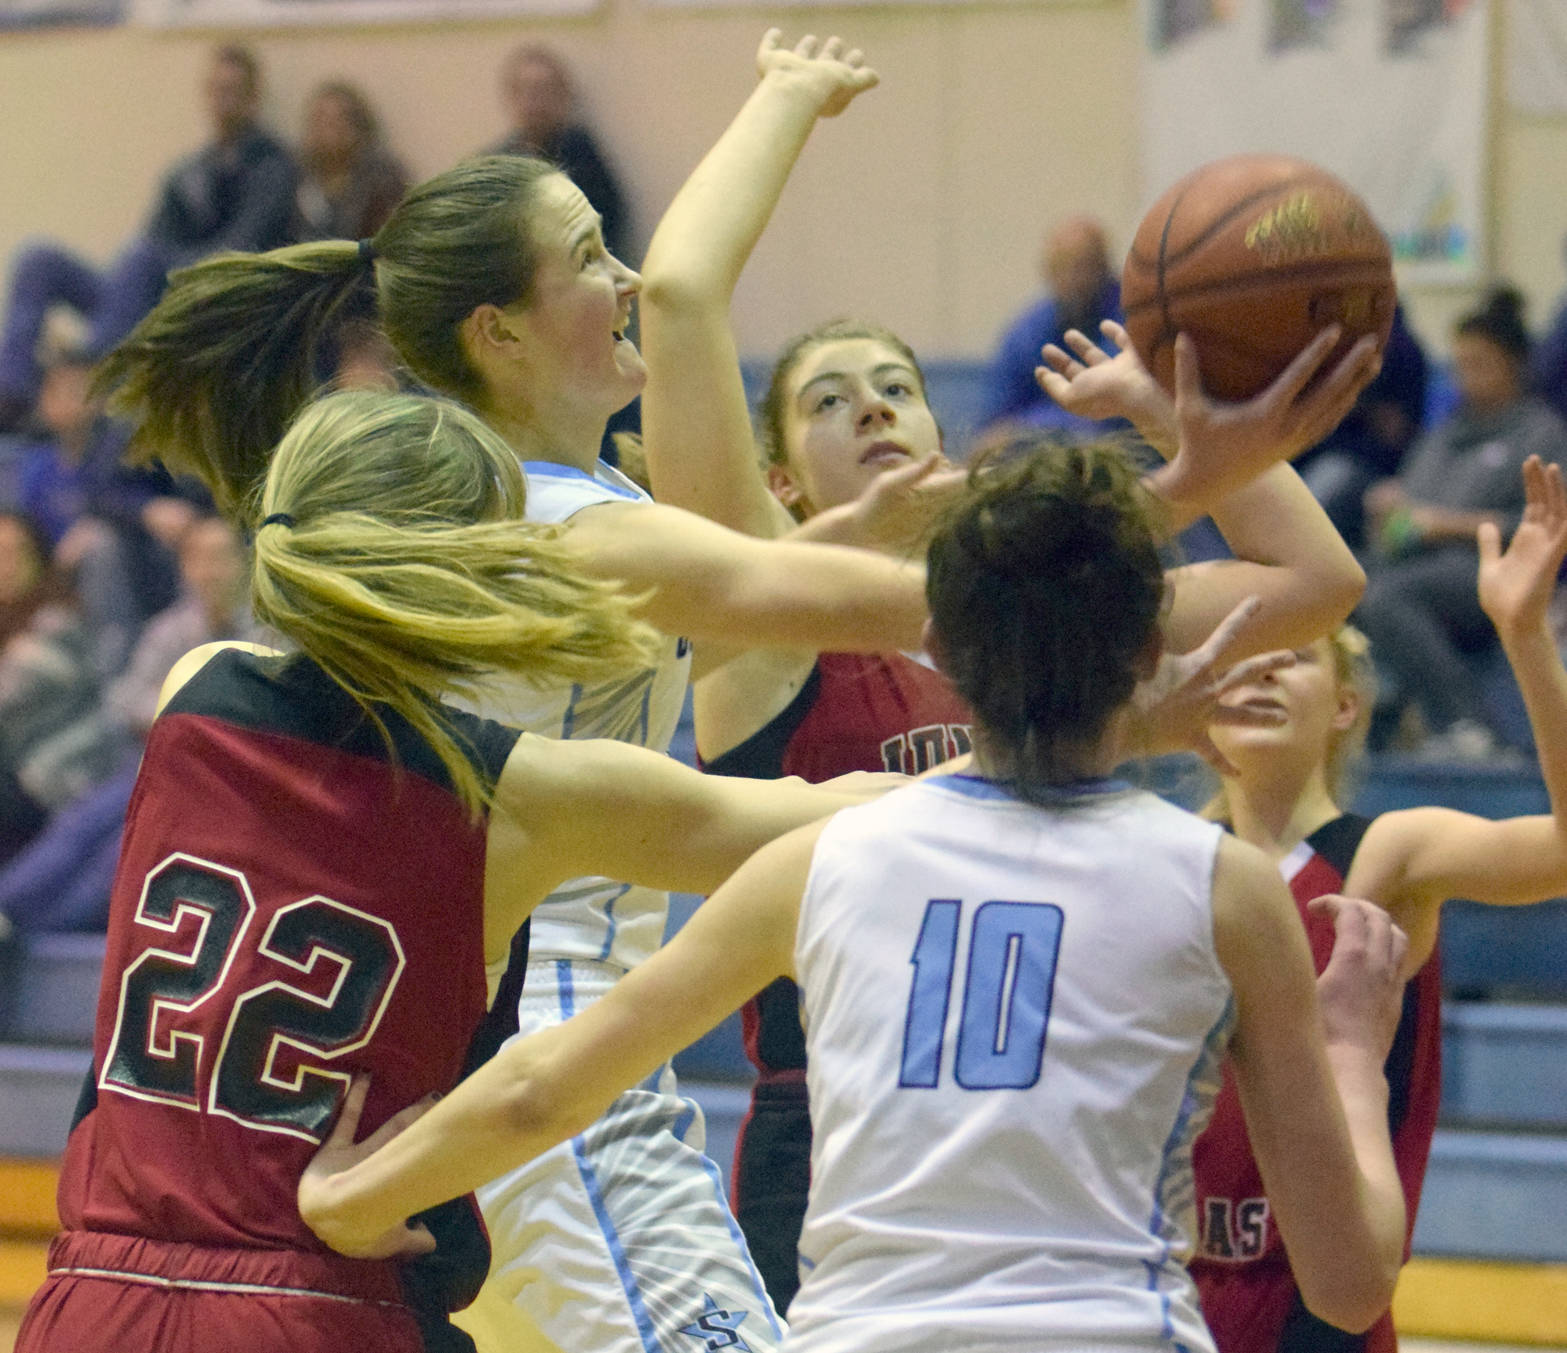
[704,651,972,1075]
[52,649,519,1334]
[1191,814,1443,1353]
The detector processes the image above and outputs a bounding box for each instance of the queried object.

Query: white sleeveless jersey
[462,460,691,970]
[787,773,1232,1353]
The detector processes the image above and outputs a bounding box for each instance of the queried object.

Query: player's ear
[767,461,807,511]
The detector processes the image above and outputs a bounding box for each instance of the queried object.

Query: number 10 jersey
[787,773,1231,1353]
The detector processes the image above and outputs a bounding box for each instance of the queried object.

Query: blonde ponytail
[252,391,659,813]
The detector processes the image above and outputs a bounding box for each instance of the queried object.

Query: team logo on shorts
[678,1293,751,1351]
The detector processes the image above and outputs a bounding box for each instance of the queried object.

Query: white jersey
[787,773,1232,1353]
[463,459,692,970]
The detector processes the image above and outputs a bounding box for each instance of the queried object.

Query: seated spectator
[0,512,121,870]
[488,42,629,260]
[8,349,189,672]
[1358,286,1567,757]
[292,81,408,243]
[0,514,261,942]
[0,46,295,433]
[1296,301,1429,547]
[979,215,1123,437]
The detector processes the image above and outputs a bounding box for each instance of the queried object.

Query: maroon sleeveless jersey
[704,651,972,1076]
[57,650,519,1305]
[1191,814,1443,1353]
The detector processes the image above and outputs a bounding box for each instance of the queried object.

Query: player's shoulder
[154,640,281,719]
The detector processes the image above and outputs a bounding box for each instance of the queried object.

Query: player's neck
[1223,762,1341,861]
[479,402,604,475]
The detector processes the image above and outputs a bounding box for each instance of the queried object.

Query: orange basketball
[1121,154,1395,402]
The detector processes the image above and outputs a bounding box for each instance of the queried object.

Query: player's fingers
[877,451,942,491]
[1190,595,1263,666]
[844,47,865,67]
[1100,318,1132,352]
[1039,344,1081,377]
[1476,519,1501,565]
[360,1092,439,1152]
[1262,324,1343,411]
[1545,461,1567,526]
[1389,919,1410,979]
[1063,329,1108,365]
[328,1076,370,1146]
[1172,332,1205,409]
[1287,337,1382,448]
[820,35,844,61]
[1036,369,1074,403]
[794,33,818,57]
[1212,647,1295,694]
[758,27,784,60]
[1194,734,1239,779]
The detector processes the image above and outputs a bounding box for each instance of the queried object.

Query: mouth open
[860,440,911,467]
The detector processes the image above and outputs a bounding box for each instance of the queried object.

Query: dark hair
[1456,285,1531,365]
[756,318,931,470]
[926,437,1166,803]
[308,80,380,147]
[96,155,559,524]
[213,45,260,93]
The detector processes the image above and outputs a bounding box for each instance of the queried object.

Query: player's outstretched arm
[1039,323,1366,660]
[640,29,878,538]
[1345,457,1567,969]
[1214,841,1407,1333]
[300,824,819,1258]
[558,497,926,654]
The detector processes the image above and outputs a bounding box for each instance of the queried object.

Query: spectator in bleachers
[0,46,295,434]
[1295,301,1428,548]
[0,515,259,943]
[7,349,187,674]
[487,42,629,261]
[0,512,120,871]
[979,215,1123,437]
[1358,286,1567,758]
[292,81,409,244]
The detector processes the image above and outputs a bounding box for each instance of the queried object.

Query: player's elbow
[492,1047,586,1160]
[1319,552,1366,624]
[1297,1250,1399,1333]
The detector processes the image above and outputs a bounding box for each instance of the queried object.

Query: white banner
[132,0,595,27]
[1140,0,1489,285]
[1507,0,1567,116]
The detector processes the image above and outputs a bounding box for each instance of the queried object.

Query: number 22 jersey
[786,774,1232,1353]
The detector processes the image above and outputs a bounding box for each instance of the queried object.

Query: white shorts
[476,958,784,1353]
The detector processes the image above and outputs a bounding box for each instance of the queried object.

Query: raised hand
[298,1077,439,1260]
[755,28,880,117]
[1131,596,1296,773]
[846,451,968,554]
[1156,326,1382,514]
[1309,893,1409,1063]
[1478,456,1567,641]
[1036,320,1177,451]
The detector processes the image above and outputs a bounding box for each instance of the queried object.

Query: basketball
[1121,154,1395,402]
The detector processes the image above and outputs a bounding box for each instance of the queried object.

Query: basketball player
[297,438,1411,1353]
[14,391,894,1353]
[1044,325,1567,1352]
[636,29,1382,1307]
[1193,454,1567,1353]
[95,49,1379,1347]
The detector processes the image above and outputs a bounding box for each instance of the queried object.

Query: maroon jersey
[52,649,518,1334]
[704,651,972,1076]
[1191,814,1443,1353]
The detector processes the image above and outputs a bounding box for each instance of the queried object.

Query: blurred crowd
[0,40,628,944]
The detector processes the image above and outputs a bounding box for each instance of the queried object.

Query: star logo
[677,1293,751,1351]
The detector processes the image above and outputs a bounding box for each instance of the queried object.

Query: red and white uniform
[19,648,519,1353]
[1190,814,1443,1353]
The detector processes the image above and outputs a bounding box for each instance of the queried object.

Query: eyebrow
[796,363,920,400]
[568,215,605,254]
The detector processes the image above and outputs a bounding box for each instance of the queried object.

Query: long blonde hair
[251,390,658,813]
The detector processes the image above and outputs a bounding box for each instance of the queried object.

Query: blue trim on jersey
[523,460,644,503]
[670,1095,697,1144]
[561,683,584,740]
[595,884,634,963]
[929,773,1131,802]
[692,1149,784,1340]
[1143,996,1236,1344]
[555,958,663,1353]
[638,682,651,746]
